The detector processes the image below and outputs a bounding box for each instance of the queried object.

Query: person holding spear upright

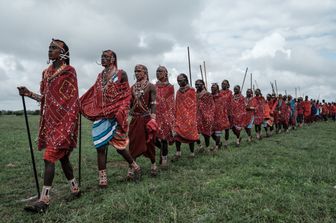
[18,39,80,213]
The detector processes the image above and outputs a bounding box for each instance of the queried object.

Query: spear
[21,95,40,199]
[187,46,192,87]
[199,65,204,82]
[203,61,208,89]
[250,73,253,90]
[295,88,297,98]
[241,67,248,91]
[270,82,275,95]
[275,80,278,96]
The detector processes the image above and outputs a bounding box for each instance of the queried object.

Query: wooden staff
[250,73,253,90]
[21,96,40,199]
[203,61,208,89]
[187,46,192,87]
[275,80,278,96]
[270,82,275,95]
[295,88,297,98]
[78,114,82,187]
[199,65,204,82]
[241,67,248,91]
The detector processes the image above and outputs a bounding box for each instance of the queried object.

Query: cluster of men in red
[17,40,336,213]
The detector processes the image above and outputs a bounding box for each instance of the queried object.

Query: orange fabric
[302,101,311,117]
[43,147,71,163]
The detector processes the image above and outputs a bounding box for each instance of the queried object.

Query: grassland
[0,115,335,223]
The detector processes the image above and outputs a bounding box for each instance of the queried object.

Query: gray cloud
[1,0,336,110]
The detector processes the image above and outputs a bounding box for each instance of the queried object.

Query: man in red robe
[80,50,140,187]
[302,96,312,124]
[220,80,233,147]
[211,83,226,149]
[263,94,274,137]
[18,39,80,213]
[231,85,247,146]
[296,97,304,127]
[244,89,256,142]
[253,89,265,139]
[129,64,158,177]
[155,66,175,167]
[195,79,215,152]
[172,73,198,161]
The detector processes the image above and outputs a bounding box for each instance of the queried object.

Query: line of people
[17,39,336,213]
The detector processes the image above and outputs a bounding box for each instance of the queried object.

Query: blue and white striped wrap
[92,118,118,149]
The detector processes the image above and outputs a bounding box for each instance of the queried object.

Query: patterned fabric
[80,70,131,133]
[212,93,227,131]
[80,69,131,149]
[174,86,198,142]
[197,90,215,136]
[92,118,118,149]
[254,96,265,125]
[220,89,233,129]
[38,65,79,150]
[155,82,175,142]
[230,93,246,129]
[245,97,257,127]
[129,82,156,159]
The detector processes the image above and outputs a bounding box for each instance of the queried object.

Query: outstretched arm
[17,86,42,102]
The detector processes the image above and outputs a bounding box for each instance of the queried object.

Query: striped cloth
[92,71,119,149]
[92,118,118,149]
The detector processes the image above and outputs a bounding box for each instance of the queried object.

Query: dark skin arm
[17,86,42,102]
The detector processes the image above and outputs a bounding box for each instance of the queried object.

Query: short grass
[0,115,335,223]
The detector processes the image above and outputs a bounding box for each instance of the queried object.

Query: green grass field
[0,115,335,223]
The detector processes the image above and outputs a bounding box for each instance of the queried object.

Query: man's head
[233,85,240,94]
[48,39,70,64]
[156,66,168,82]
[177,73,188,87]
[246,88,253,98]
[195,79,205,92]
[101,50,117,68]
[134,64,148,82]
[267,94,272,101]
[255,88,261,96]
[221,80,230,90]
[211,83,219,94]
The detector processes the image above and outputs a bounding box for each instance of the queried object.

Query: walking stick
[203,61,208,90]
[21,95,40,199]
[241,67,248,91]
[187,46,192,87]
[200,65,204,82]
[78,114,82,187]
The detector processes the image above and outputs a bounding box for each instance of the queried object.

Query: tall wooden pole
[241,67,248,91]
[187,46,192,87]
[199,65,204,81]
[203,61,208,89]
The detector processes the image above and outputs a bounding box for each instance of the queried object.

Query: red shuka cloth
[231,93,246,128]
[220,89,233,129]
[212,93,227,131]
[174,87,198,142]
[38,65,79,150]
[297,101,304,115]
[155,82,175,142]
[79,70,131,133]
[253,96,265,125]
[245,97,257,126]
[129,82,156,160]
[197,90,215,136]
[302,101,311,117]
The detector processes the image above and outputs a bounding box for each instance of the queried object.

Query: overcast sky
[1,0,336,110]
